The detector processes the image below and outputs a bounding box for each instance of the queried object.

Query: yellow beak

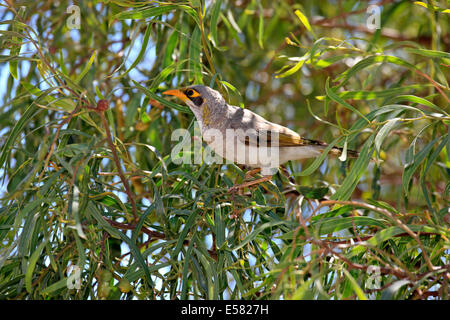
[162,89,188,102]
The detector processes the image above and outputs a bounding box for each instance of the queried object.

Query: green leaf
[9,7,26,80]
[413,2,450,13]
[313,54,358,68]
[351,224,442,256]
[294,9,314,36]
[380,280,411,300]
[40,278,69,296]
[375,118,399,154]
[232,220,290,250]
[181,233,196,299]
[131,203,155,244]
[386,95,447,115]
[194,246,217,299]
[325,78,369,123]
[171,209,200,260]
[330,133,375,201]
[115,23,152,79]
[151,179,165,219]
[294,136,340,176]
[316,85,433,101]
[189,26,202,83]
[113,4,199,26]
[311,216,388,235]
[405,47,450,60]
[163,28,179,69]
[292,278,314,299]
[297,186,329,199]
[125,262,172,283]
[220,12,243,46]
[214,205,225,248]
[335,55,418,88]
[210,0,225,50]
[74,51,96,84]
[116,231,154,287]
[280,215,388,240]
[342,269,368,300]
[258,1,264,48]
[0,103,40,171]
[275,52,310,78]
[402,136,441,194]
[25,241,47,293]
[420,134,448,215]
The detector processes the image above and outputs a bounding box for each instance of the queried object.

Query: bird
[163,85,359,192]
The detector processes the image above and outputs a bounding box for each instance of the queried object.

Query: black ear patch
[191,96,203,107]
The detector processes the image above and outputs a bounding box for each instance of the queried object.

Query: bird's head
[163,85,226,126]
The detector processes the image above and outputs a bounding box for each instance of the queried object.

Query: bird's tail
[329,146,359,158]
[304,139,359,159]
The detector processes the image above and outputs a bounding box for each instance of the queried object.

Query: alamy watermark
[366,5,381,30]
[366,265,381,290]
[66,4,80,30]
[67,264,81,290]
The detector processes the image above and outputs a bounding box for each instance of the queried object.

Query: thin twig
[96,101,138,221]
[315,200,436,272]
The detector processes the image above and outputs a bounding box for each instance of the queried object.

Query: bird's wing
[228,107,326,147]
[225,106,359,158]
[239,129,327,147]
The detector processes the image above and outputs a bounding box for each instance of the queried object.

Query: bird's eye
[186,89,194,97]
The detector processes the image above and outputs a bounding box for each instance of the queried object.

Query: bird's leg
[228,174,273,193]
[228,167,261,194]
[244,168,261,180]
[280,165,295,184]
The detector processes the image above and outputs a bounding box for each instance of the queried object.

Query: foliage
[0,0,449,300]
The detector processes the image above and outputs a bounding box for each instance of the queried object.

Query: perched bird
[163,85,358,191]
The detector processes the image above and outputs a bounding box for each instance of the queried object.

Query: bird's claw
[228,185,242,194]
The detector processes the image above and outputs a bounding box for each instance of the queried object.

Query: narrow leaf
[258,1,264,48]
[25,241,47,293]
[189,26,202,83]
[210,0,224,49]
[375,118,399,154]
[74,51,96,84]
[325,78,369,123]
[294,9,313,33]
[402,136,441,194]
[330,133,375,201]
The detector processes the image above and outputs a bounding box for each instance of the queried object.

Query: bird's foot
[228,175,273,193]
[229,211,240,219]
[243,168,261,180]
[280,166,295,184]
